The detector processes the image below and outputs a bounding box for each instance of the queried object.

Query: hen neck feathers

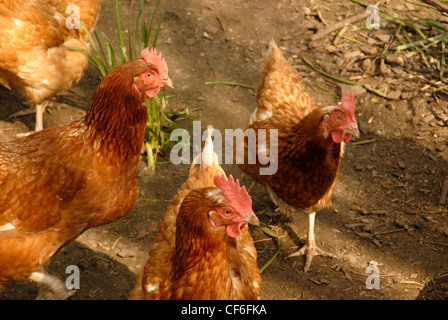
[285,108,340,158]
[82,63,148,164]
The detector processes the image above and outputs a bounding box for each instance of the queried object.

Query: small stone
[204,24,219,35]
[356,232,374,239]
[344,50,363,60]
[401,91,413,99]
[422,114,435,123]
[375,33,391,43]
[395,216,410,229]
[372,238,382,247]
[362,58,372,70]
[366,37,381,45]
[387,90,401,100]
[360,44,378,55]
[380,63,392,75]
[351,205,368,215]
[385,55,404,66]
[116,247,138,258]
[302,7,312,15]
[325,44,339,53]
[391,67,406,76]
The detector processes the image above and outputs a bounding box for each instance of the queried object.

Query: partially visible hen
[131,127,262,300]
[238,41,359,272]
[0,0,103,132]
[0,47,173,299]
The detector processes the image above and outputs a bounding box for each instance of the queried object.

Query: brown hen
[0,0,103,132]
[131,126,262,300]
[0,48,173,299]
[238,41,359,272]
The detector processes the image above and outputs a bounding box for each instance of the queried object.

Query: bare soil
[1,0,448,300]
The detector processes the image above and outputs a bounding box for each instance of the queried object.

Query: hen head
[322,92,360,143]
[133,48,174,98]
[207,175,259,238]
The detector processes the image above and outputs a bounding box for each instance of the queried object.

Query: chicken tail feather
[267,39,282,61]
[190,125,219,175]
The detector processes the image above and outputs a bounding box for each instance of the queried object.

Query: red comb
[141,47,168,74]
[213,175,252,215]
[341,92,356,113]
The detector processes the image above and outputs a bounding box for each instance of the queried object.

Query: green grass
[257,223,281,273]
[72,0,176,170]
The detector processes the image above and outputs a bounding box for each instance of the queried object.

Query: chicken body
[0,122,140,275]
[131,127,262,300]
[0,0,102,131]
[0,51,173,298]
[238,41,359,272]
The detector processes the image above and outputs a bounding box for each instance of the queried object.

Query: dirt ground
[1,0,448,300]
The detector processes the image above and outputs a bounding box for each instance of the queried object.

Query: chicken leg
[11,101,48,136]
[34,102,47,132]
[261,185,336,271]
[287,212,337,272]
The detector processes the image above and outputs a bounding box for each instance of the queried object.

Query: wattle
[331,130,352,144]
[226,223,246,238]
[145,87,161,98]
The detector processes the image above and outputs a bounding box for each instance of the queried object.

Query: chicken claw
[288,239,337,272]
[287,212,337,272]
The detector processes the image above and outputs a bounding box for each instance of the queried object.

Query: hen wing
[0,123,106,237]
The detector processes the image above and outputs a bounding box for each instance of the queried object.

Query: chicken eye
[334,113,343,122]
[223,209,232,216]
[146,73,152,78]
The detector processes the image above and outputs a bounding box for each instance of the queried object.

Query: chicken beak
[347,122,360,138]
[160,77,174,89]
[241,213,260,226]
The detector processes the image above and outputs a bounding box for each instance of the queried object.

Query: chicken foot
[29,271,76,300]
[287,212,337,272]
[261,185,337,271]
